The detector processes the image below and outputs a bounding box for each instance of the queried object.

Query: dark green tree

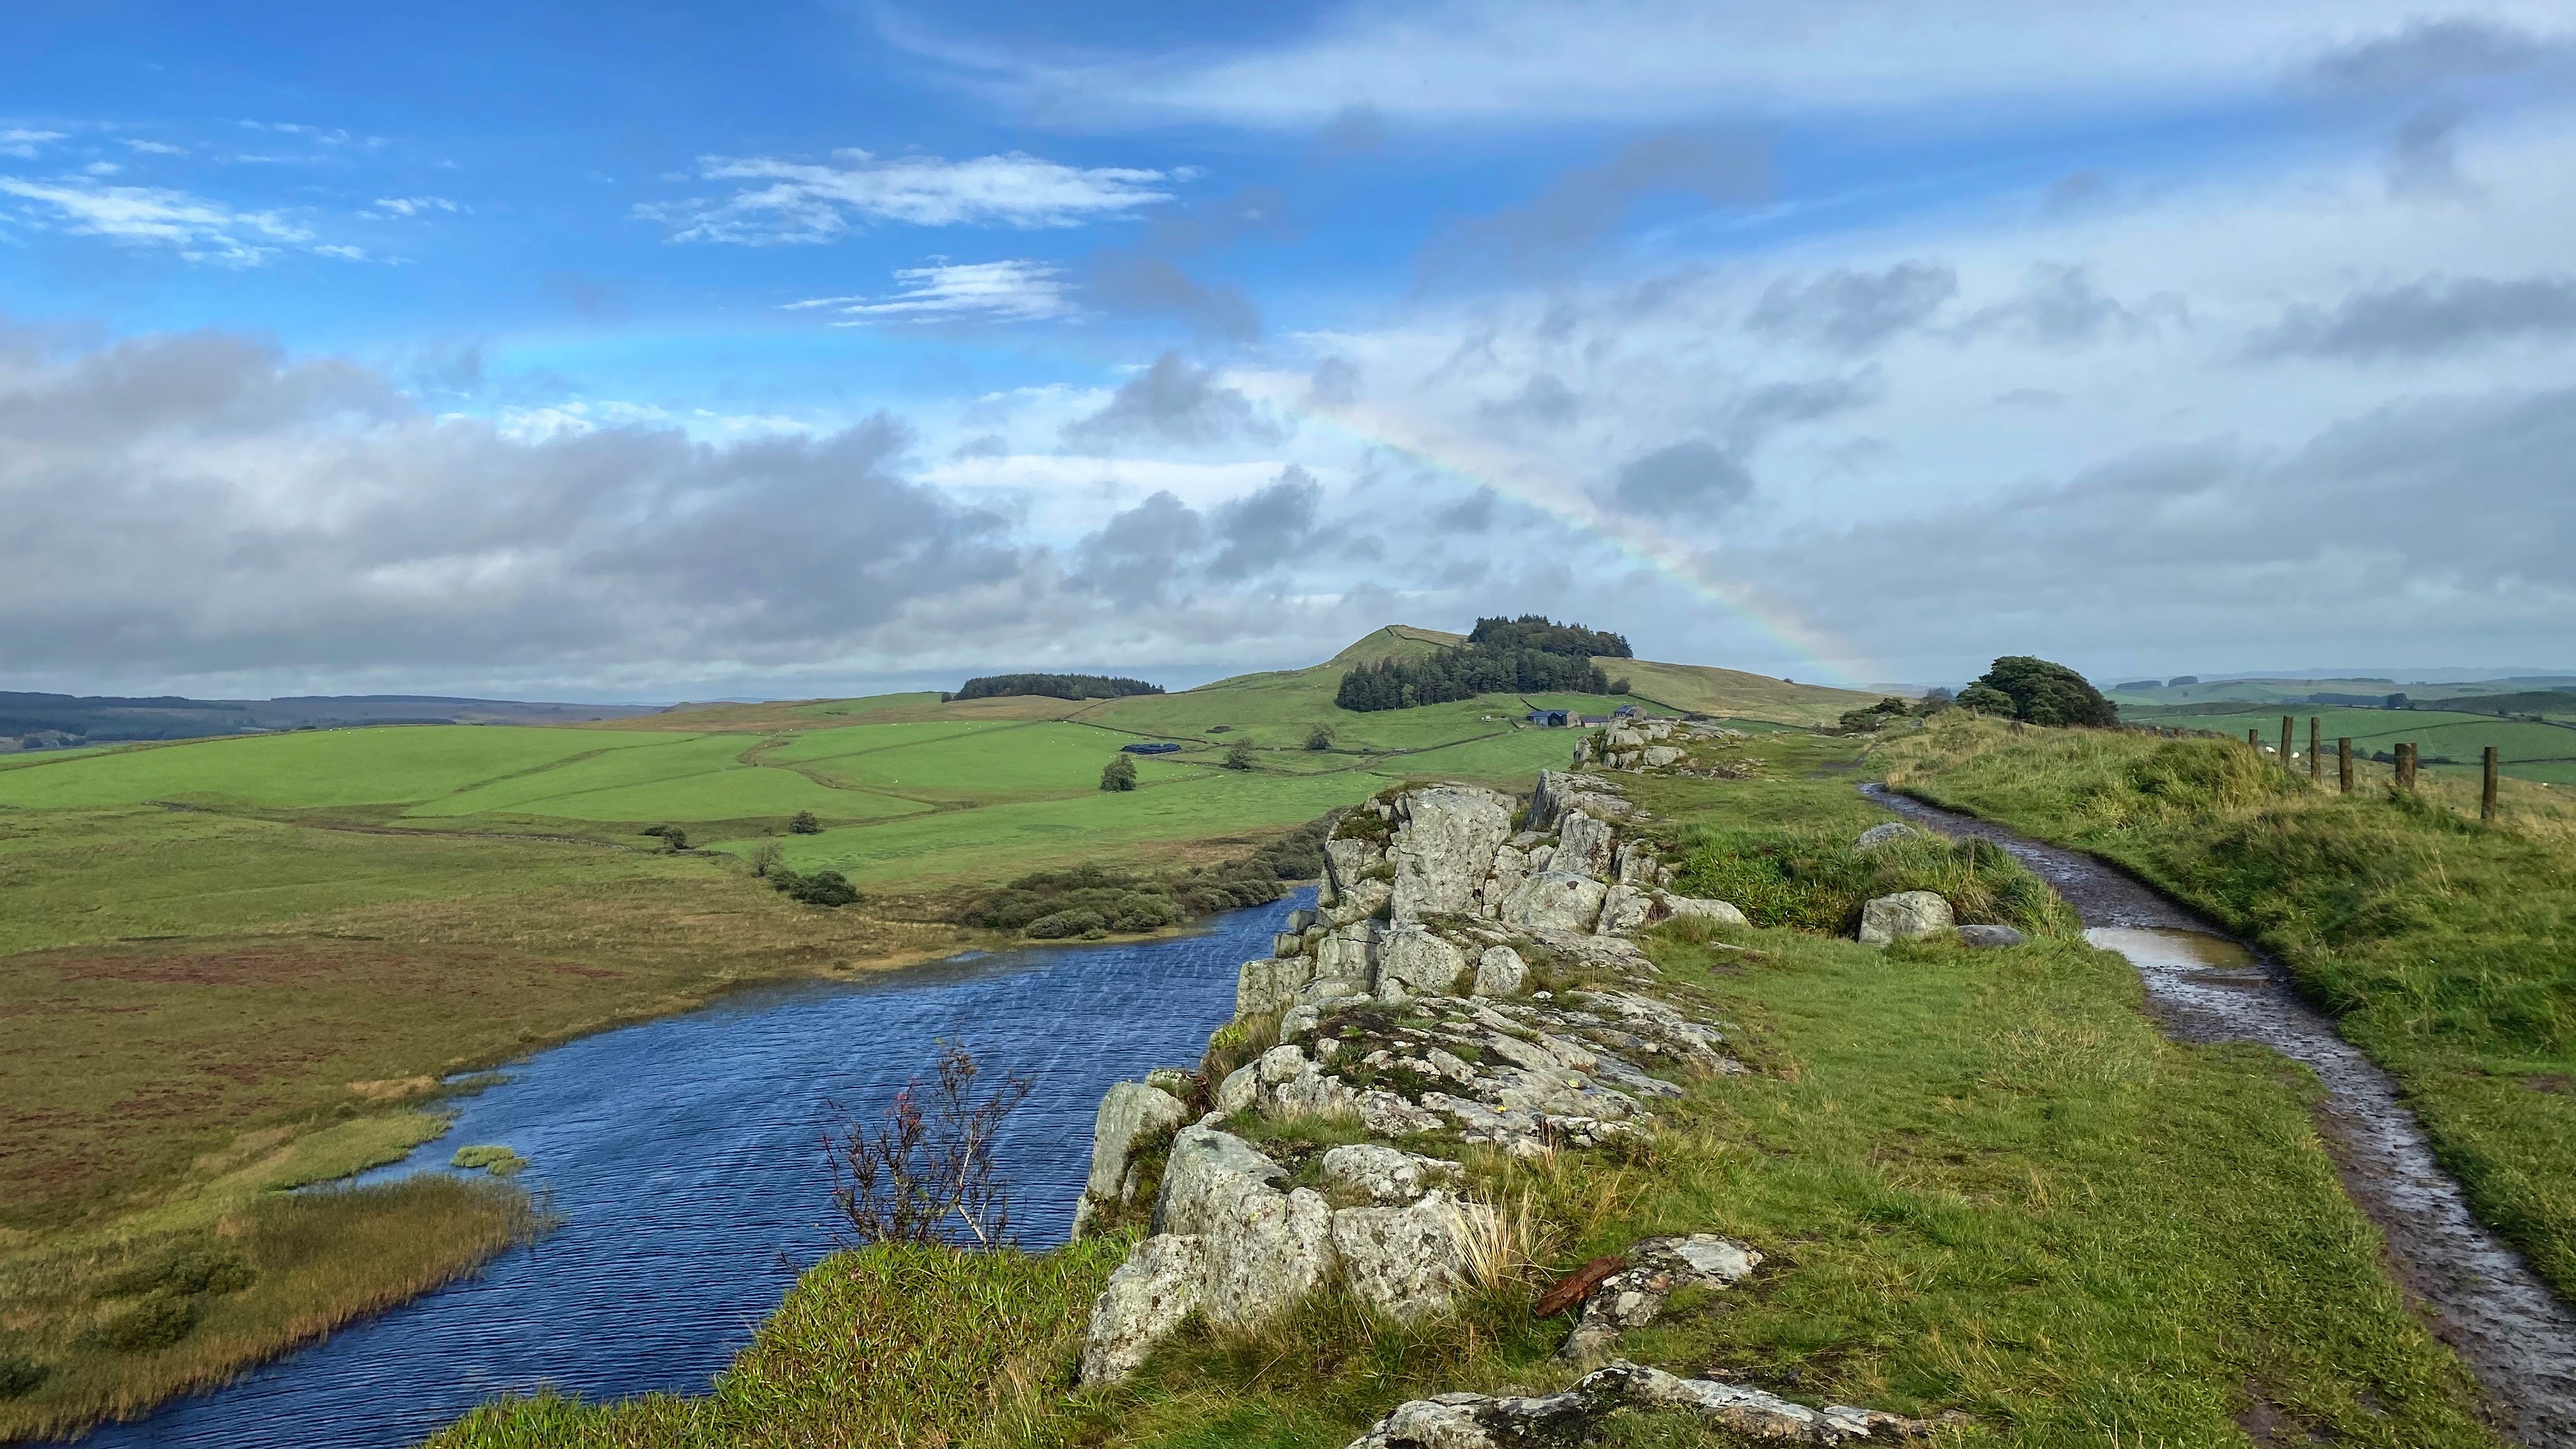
[1100,754,1138,792]
[1968,657,2119,727]
[1222,741,1255,770]
[788,809,822,834]
[1304,723,1335,751]
[661,825,690,852]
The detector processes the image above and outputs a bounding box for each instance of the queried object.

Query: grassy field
[0,627,1867,1432]
[2121,702,2576,785]
[1880,714,2576,1303]
[431,734,2505,1448]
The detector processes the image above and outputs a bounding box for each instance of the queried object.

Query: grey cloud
[1745,263,1956,352]
[1088,252,1261,342]
[1597,439,1753,521]
[1209,464,1325,578]
[2246,273,2576,361]
[1426,128,1768,282]
[1310,104,1386,158]
[1960,263,2181,347]
[1479,372,1579,430]
[0,325,1035,686]
[1435,489,1499,535]
[1148,186,1297,252]
[1716,372,1880,452]
[1060,351,1284,452]
[2308,18,2566,96]
[2388,103,2473,197]
[1995,387,2067,410]
[1748,387,2575,675]
[1071,489,1204,605]
[1307,356,1360,410]
[2041,171,2112,216]
[953,432,1009,459]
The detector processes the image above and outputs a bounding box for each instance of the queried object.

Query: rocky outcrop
[1321,1144,1465,1204]
[1153,1126,1337,1329]
[1079,1232,1204,1384]
[1340,1360,1936,1446]
[1500,871,1607,931]
[1858,891,1954,946]
[1376,924,1469,999]
[1558,1234,1761,1367]
[1331,1191,1482,1319]
[1085,1081,1190,1202]
[1657,893,1751,928]
[1388,786,1514,920]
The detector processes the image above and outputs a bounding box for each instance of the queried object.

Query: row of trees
[1336,645,1611,712]
[950,673,1163,702]
[1465,615,1633,659]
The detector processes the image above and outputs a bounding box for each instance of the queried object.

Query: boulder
[1236,953,1316,1018]
[1482,843,1530,919]
[1853,821,1918,851]
[1640,745,1683,769]
[1254,1043,1360,1120]
[1329,877,1393,926]
[1556,811,1618,877]
[1154,1126,1337,1326]
[1278,1003,1322,1042]
[1597,884,1654,936]
[1858,890,1954,946]
[1471,945,1528,997]
[1606,726,1645,749]
[1499,871,1608,932]
[1612,838,1660,885]
[1085,1081,1190,1202]
[1956,923,2027,949]
[1331,1191,1480,1319]
[1321,837,1384,905]
[1213,1064,1259,1116]
[1657,893,1750,928]
[1314,921,1383,987]
[1529,769,1625,831]
[1376,924,1468,999]
[1388,786,1515,920]
[1319,1144,1465,1204]
[1079,1233,1204,1384]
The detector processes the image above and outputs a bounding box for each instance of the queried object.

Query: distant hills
[0,692,667,751]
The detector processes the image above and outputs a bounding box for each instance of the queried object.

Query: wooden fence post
[2484,747,2499,821]
[2248,728,2260,750]
[2396,742,2417,790]
[2280,716,2294,770]
[2309,717,2321,783]
[2338,737,2353,793]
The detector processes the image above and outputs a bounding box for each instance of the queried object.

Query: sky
[1,1,2571,700]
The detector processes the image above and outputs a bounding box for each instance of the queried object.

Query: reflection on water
[77,892,1305,1449]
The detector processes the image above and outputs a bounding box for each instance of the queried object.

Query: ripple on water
[75,891,1307,1449]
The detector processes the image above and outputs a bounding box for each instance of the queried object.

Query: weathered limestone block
[1640,745,1683,768]
[1214,1064,1259,1116]
[1322,837,1385,906]
[1956,923,2027,948]
[1330,877,1395,926]
[1340,1360,1933,1448]
[1388,786,1514,920]
[1331,1190,1480,1319]
[1483,843,1530,918]
[1237,953,1318,1018]
[1658,893,1751,928]
[1612,838,1660,886]
[1858,890,1954,946]
[1560,1234,1763,1367]
[1854,821,1918,850]
[1471,945,1528,997]
[1319,1144,1466,1204]
[1314,921,1384,986]
[1154,1126,1338,1326]
[1375,924,1468,999]
[1079,1233,1204,1384]
[1597,884,1654,936]
[1606,726,1646,749]
[1257,1043,1360,1120]
[1085,1080,1190,1202]
[1556,810,1618,877]
[1500,871,1607,932]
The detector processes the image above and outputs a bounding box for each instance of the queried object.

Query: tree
[1838,696,1912,733]
[826,1041,1034,1246]
[1968,657,2119,727]
[1608,677,1632,695]
[747,840,784,878]
[1223,741,1255,770]
[1304,723,1335,751]
[660,825,690,852]
[1100,754,1138,791]
[1955,682,2016,715]
[788,809,822,834]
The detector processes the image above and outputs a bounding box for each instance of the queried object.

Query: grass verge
[1879,713,2576,1302]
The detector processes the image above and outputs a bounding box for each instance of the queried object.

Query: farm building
[1525,709,1572,728]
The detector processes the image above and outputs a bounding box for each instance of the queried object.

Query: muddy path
[1862,783,2576,1448]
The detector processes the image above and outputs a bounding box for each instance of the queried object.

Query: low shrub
[963,814,1338,937]
[96,1248,254,1301]
[788,810,822,834]
[0,1355,44,1400]
[449,1146,528,1177]
[94,1294,197,1354]
[770,868,859,907]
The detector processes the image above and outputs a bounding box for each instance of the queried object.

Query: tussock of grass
[1882,714,2576,1297]
[0,1175,537,1442]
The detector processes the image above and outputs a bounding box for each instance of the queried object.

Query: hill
[0,691,664,751]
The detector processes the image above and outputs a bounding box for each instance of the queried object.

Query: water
[76,891,1305,1448]
[1864,785,2576,1447]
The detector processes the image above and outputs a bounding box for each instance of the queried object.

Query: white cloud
[0,178,357,266]
[365,195,463,218]
[0,129,65,159]
[644,149,1172,243]
[888,1,2575,130]
[123,139,187,156]
[790,259,1077,324]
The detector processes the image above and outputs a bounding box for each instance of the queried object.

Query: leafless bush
[825,1041,1034,1247]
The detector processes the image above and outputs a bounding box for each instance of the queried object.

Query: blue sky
[3,2,2572,698]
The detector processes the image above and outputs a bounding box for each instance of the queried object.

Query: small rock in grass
[1858,890,1953,946]
[1854,821,1919,850]
[1956,924,2027,949]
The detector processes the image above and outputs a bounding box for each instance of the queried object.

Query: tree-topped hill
[951,673,1163,703]
[1335,615,1618,712]
[1465,615,1632,659]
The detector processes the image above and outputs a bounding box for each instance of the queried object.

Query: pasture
[2121,702,2576,785]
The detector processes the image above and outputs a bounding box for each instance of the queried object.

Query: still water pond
[80,892,1304,1448]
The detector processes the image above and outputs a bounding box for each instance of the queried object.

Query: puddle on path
[1864,785,2576,1448]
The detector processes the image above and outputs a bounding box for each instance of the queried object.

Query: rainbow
[1283,397,1872,687]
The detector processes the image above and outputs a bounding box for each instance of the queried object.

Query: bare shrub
[826,1041,1034,1248]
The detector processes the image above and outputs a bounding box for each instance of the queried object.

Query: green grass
[1882,714,2576,1300]
[0,726,682,812]
[429,733,2506,1448]
[2124,703,2576,783]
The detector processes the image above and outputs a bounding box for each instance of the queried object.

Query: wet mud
[1864,783,2576,1447]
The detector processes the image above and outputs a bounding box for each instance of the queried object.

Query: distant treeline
[1336,616,1619,713]
[1466,615,1632,659]
[949,673,1165,703]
